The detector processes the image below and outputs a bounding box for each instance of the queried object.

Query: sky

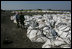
[1,1,71,10]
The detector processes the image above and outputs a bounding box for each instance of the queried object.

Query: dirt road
[1,10,43,48]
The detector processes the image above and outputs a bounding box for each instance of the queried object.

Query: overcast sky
[1,1,71,10]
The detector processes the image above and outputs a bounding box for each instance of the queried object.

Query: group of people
[15,12,25,28]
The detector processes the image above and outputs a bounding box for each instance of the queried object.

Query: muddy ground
[1,10,43,48]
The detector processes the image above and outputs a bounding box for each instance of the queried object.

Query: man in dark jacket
[16,12,20,28]
[19,12,25,28]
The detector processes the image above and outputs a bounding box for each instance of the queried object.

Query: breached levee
[10,12,71,48]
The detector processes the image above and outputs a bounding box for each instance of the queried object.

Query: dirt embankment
[1,10,43,48]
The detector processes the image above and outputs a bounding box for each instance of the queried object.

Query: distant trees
[47,9,52,11]
[1,9,5,12]
[1,9,3,11]
[21,9,23,11]
[28,9,32,11]
[37,9,42,11]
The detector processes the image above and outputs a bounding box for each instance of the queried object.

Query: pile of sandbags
[24,13,71,48]
[10,12,71,48]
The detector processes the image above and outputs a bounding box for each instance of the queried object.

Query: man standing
[19,12,25,28]
[15,12,20,28]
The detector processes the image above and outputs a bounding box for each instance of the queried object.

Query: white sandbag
[13,20,17,23]
[24,15,30,20]
[38,24,45,29]
[43,27,50,35]
[10,16,13,20]
[63,27,70,31]
[35,37,48,42]
[42,39,51,48]
[61,32,69,38]
[61,45,71,48]
[59,26,67,31]
[10,15,16,20]
[27,30,38,39]
[27,29,43,42]
[54,40,65,46]
[24,22,30,26]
